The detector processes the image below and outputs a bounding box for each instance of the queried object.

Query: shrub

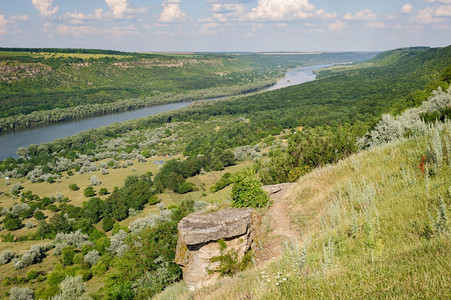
[54,230,91,249]
[34,211,45,220]
[102,216,114,232]
[0,250,15,265]
[231,176,268,208]
[5,218,23,231]
[108,230,129,257]
[61,246,75,266]
[89,175,101,186]
[56,275,90,300]
[68,183,79,191]
[175,182,195,194]
[84,250,100,267]
[27,270,40,281]
[14,244,52,270]
[10,184,23,195]
[83,187,96,197]
[98,188,109,196]
[12,203,30,216]
[209,239,253,277]
[8,286,34,300]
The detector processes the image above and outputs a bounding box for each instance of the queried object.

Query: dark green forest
[0,48,376,132]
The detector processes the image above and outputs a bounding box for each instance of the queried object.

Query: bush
[54,230,91,249]
[56,275,90,300]
[8,286,34,300]
[0,250,15,265]
[102,216,114,232]
[175,182,195,194]
[5,218,23,231]
[27,270,40,281]
[231,176,268,208]
[34,210,45,220]
[61,246,75,266]
[14,244,52,270]
[69,183,79,191]
[84,250,100,267]
[89,175,101,186]
[83,187,96,197]
[209,239,253,277]
[98,188,109,196]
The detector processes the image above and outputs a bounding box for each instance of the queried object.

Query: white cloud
[435,5,451,16]
[105,0,129,19]
[401,4,413,14]
[247,0,316,21]
[32,0,59,17]
[316,9,337,20]
[61,9,104,24]
[44,23,100,37]
[211,3,246,22]
[104,0,148,20]
[0,15,8,35]
[328,19,347,33]
[411,7,443,23]
[344,9,376,21]
[10,15,30,21]
[160,0,186,23]
[366,21,387,28]
[200,22,219,35]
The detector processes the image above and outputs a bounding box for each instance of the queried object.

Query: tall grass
[171,119,451,299]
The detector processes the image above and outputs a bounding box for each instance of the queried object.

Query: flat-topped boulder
[175,208,254,291]
[178,208,252,245]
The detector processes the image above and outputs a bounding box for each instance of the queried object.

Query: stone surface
[175,208,253,291]
[177,208,253,246]
[262,183,294,196]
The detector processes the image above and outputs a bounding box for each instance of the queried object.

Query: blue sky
[0,0,450,52]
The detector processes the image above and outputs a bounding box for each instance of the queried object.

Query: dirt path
[254,183,301,264]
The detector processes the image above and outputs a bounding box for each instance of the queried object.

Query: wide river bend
[0,64,329,160]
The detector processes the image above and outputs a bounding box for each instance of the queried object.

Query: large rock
[175,208,253,291]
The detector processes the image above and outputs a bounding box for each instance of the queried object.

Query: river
[0,64,330,160]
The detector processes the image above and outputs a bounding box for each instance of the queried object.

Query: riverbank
[0,64,327,160]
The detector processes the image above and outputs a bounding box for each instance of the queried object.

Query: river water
[0,64,329,160]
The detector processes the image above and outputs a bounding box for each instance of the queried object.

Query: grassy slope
[163,123,451,299]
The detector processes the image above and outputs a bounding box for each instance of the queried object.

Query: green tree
[83,197,104,224]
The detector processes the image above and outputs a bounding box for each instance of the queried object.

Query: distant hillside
[0,48,374,132]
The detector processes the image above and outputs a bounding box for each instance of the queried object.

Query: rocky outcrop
[262,183,294,197]
[175,208,253,291]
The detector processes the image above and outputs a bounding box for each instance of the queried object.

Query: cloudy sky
[0,0,450,52]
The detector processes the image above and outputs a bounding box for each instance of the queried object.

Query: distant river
[0,64,330,160]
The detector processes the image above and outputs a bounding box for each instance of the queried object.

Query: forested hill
[0,49,375,132]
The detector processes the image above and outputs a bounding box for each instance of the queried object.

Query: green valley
[0,45,450,300]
